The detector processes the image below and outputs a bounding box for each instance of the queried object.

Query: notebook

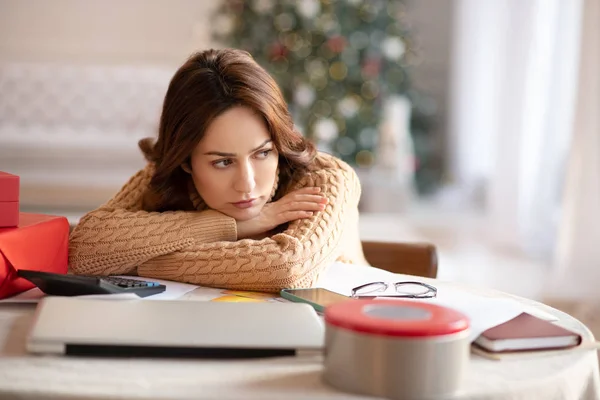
[26,297,325,358]
[473,312,582,353]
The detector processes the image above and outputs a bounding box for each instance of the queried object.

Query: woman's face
[189,106,279,221]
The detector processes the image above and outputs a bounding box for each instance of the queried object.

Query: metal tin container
[323,299,470,400]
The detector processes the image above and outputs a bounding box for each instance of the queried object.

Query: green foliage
[213,0,439,193]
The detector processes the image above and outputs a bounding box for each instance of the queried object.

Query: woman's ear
[181,162,192,174]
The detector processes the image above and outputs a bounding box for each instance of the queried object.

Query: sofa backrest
[0,63,172,144]
[0,62,174,211]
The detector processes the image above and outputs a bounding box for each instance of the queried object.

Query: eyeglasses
[350,281,437,299]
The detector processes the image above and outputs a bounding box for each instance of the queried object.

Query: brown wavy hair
[139,48,316,212]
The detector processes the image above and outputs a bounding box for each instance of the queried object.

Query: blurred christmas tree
[213,0,439,194]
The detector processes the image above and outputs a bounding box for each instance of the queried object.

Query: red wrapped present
[0,213,69,299]
[0,172,19,227]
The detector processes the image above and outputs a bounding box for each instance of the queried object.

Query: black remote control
[17,270,166,298]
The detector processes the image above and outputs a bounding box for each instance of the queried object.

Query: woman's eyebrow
[203,140,272,157]
[203,150,236,157]
[251,139,273,152]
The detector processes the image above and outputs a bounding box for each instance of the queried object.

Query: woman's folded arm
[69,165,237,276]
[137,161,361,292]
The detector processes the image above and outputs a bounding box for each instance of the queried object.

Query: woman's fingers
[271,187,328,224]
[282,187,327,205]
[286,201,326,211]
[286,187,321,198]
[291,194,328,204]
[280,210,314,223]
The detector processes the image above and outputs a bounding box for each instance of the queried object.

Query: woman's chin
[226,206,262,222]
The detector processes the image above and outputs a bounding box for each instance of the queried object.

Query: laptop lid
[27,297,324,358]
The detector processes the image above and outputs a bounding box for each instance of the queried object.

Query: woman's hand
[236,187,328,239]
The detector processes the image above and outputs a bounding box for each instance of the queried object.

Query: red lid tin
[325,299,469,338]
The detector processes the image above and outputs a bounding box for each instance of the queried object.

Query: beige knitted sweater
[69,153,366,292]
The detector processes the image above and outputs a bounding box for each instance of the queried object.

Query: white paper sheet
[179,286,285,302]
[397,290,538,342]
[76,293,141,300]
[112,275,199,300]
[0,287,45,303]
[0,289,143,303]
[0,276,200,303]
[317,262,558,342]
[0,262,558,342]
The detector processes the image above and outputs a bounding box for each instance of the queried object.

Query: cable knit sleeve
[69,165,237,276]
[136,155,362,292]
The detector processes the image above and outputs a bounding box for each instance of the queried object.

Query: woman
[69,48,366,292]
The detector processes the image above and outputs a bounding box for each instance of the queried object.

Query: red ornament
[327,35,347,53]
[269,42,288,59]
[362,57,381,77]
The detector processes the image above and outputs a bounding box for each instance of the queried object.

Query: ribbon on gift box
[0,213,70,299]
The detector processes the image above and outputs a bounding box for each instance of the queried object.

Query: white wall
[0,0,219,65]
[404,0,454,183]
[0,0,220,212]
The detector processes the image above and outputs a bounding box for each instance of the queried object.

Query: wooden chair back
[361,241,438,278]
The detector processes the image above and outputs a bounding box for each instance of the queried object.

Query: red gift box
[0,172,20,227]
[0,213,69,299]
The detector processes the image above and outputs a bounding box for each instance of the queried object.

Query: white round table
[0,264,598,400]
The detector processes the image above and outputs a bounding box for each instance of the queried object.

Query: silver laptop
[27,297,324,358]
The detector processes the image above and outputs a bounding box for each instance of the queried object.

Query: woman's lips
[232,199,256,209]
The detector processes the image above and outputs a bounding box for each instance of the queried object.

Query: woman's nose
[233,161,256,194]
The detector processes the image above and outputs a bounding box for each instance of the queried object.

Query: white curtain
[449,0,585,260]
[547,0,600,298]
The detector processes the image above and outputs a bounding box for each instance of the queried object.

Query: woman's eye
[213,159,233,168]
[255,149,273,159]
